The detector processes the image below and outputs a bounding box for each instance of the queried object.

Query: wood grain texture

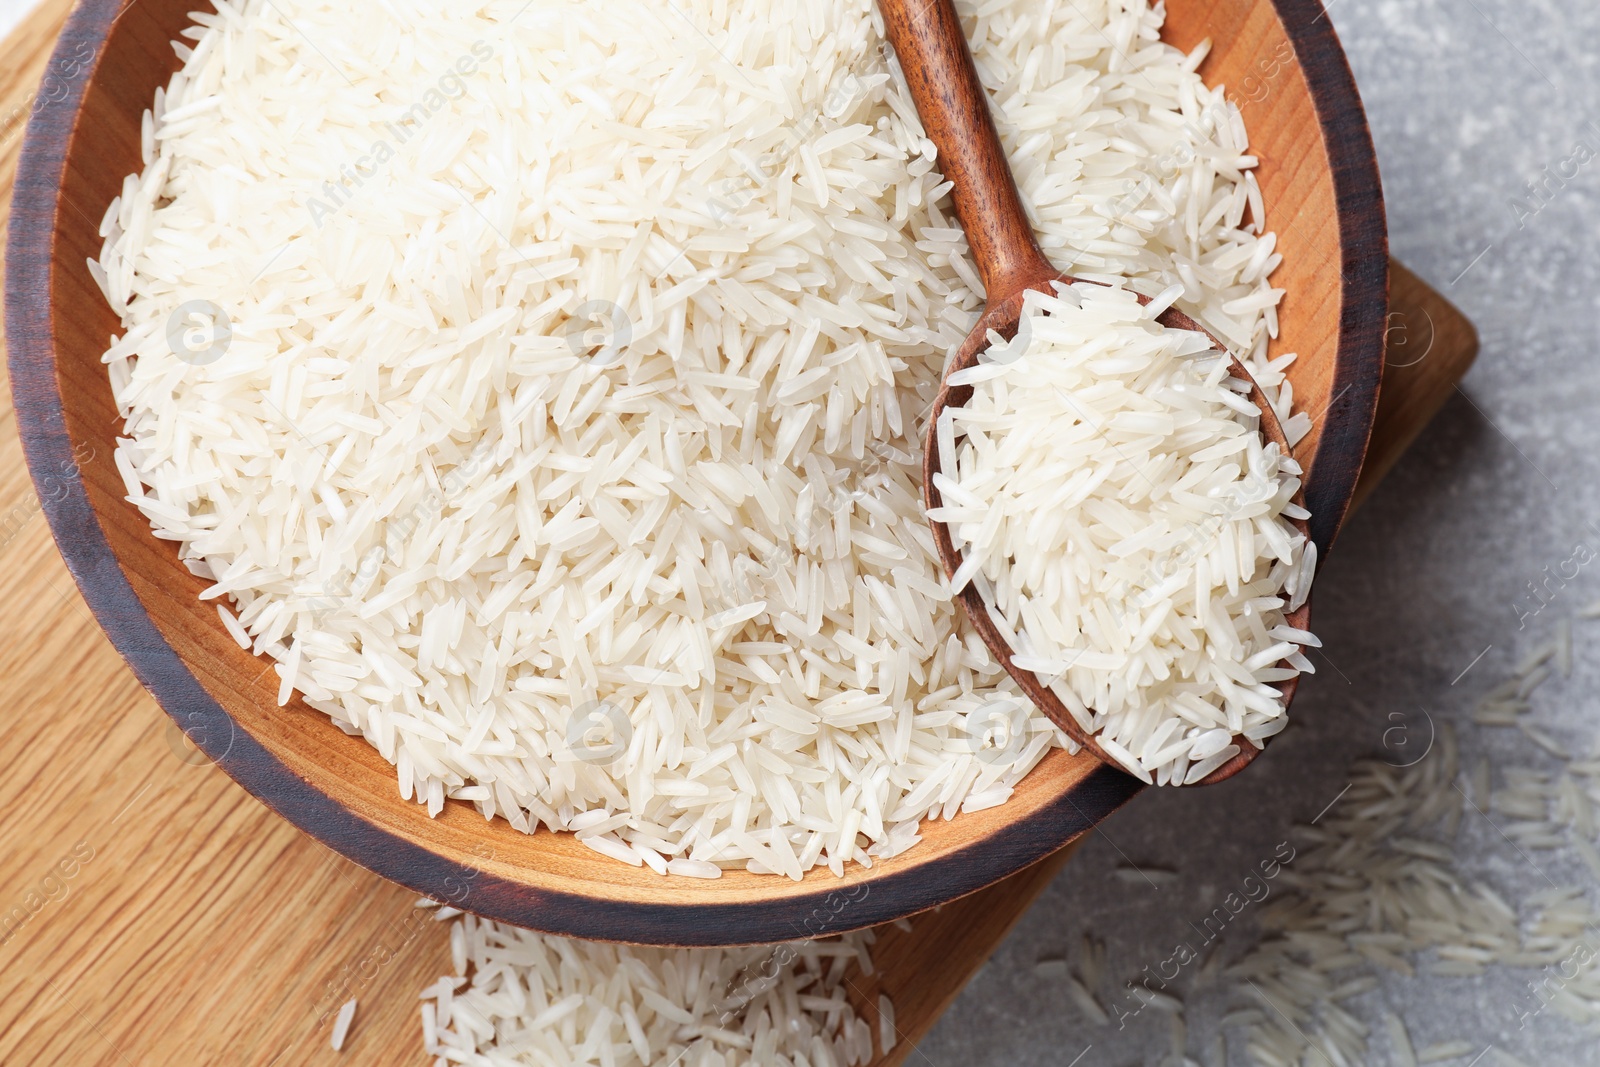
[0,0,1467,1062]
[1350,261,1480,512]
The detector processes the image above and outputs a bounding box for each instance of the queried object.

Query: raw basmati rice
[1006,612,1600,1065]
[331,997,356,1052]
[1229,614,1600,1065]
[935,285,1313,784]
[99,0,1301,874]
[421,907,883,1066]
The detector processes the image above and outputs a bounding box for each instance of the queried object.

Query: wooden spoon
[879,0,1312,785]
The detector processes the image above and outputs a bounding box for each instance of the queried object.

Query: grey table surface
[920,1,1600,1064]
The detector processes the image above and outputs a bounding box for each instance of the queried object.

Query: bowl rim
[5,0,1385,945]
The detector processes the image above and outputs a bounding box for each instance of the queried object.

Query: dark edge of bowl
[1271,0,1389,552]
[5,0,1383,944]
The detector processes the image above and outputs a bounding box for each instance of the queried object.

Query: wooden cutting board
[0,0,1475,1062]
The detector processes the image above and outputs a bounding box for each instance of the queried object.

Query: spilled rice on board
[419,904,887,1067]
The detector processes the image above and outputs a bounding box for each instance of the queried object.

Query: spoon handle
[878,0,1054,302]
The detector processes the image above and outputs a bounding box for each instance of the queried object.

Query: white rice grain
[330,998,356,1052]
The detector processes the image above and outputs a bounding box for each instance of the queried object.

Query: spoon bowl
[921,284,1312,785]
[882,0,1313,785]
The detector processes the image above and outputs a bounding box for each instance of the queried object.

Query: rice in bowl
[97,0,1305,877]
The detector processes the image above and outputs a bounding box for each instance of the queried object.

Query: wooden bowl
[5,0,1385,945]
